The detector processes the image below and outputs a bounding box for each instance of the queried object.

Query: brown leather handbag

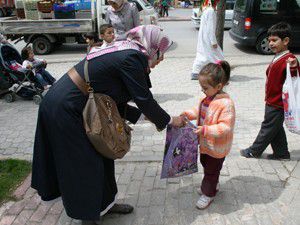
[68,60,132,159]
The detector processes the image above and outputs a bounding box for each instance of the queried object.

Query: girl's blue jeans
[35,68,56,88]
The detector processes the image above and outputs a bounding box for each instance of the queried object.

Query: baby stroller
[0,43,43,105]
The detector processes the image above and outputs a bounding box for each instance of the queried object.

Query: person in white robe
[191,1,224,80]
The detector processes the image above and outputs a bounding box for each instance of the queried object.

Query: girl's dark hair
[84,32,99,42]
[199,60,231,87]
[21,46,32,60]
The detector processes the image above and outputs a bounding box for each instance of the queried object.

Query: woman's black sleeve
[118,103,142,124]
[120,53,171,130]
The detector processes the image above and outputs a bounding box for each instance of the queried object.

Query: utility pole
[215,0,225,49]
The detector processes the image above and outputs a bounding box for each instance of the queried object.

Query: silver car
[191,0,235,29]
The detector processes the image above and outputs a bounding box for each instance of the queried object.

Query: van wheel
[256,33,272,55]
[32,37,53,55]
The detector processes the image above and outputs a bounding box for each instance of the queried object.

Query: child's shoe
[197,183,220,195]
[196,194,213,209]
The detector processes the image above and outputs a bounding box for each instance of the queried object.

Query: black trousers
[249,104,289,156]
[162,6,169,17]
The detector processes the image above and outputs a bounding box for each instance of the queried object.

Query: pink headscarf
[87,25,173,67]
[126,25,173,65]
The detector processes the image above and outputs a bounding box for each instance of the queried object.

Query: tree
[215,0,226,49]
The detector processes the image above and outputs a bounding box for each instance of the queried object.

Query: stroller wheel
[33,94,42,105]
[4,93,16,103]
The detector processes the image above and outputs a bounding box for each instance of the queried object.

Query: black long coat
[31,49,171,220]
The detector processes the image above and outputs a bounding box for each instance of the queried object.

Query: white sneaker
[196,183,220,195]
[196,194,214,209]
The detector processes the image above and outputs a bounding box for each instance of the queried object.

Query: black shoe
[240,148,261,158]
[107,204,134,214]
[267,153,290,161]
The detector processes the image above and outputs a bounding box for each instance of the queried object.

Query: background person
[105,0,140,40]
[31,25,183,224]
[99,24,115,48]
[84,32,102,53]
[191,0,224,80]
[21,46,56,90]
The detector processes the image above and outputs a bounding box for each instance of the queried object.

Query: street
[1,11,300,225]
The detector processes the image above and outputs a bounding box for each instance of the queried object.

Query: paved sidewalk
[1,54,300,224]
[158,8,191,22]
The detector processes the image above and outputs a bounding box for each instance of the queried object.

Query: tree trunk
[215,0,225,49]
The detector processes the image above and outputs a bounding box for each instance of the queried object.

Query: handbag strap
[84,59,94,93]
[83,58,129,119]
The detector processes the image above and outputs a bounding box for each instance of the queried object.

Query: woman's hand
[171,116,185,127]
[287,57,298,68]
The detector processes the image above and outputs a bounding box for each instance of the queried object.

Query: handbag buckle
[86,82,94,93]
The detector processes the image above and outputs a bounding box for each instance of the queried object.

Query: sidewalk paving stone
[1,46,300,224]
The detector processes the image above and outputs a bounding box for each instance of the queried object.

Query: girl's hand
[193,126,203,134]
[287,57,298,68]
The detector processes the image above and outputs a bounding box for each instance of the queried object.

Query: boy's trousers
[249,104,289,156]
[200,154,225,197]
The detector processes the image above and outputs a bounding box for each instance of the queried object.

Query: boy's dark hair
[199,61,231,87]
[267,22,292,40]
[84,32,99,42]
[100,24,113,35]
[21,46,33,60]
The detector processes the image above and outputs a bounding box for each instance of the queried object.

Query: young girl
[181,60,235,209]
[21,47,56,90]
[84,32,102,53]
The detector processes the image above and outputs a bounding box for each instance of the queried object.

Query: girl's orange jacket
[182,93,235,159]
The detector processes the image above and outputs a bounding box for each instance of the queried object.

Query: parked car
[229,0,300,55]
[191,0,235,29]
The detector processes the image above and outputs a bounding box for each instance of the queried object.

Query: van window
[292,0,300,12]
[235,0,247,12]
[226,1,235,10]
[259,0,279,14]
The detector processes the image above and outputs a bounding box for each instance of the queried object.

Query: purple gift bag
[161,124,199,179]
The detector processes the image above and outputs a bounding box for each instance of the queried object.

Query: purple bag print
[161,124,199,179]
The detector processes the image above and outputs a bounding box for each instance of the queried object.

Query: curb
[158,17,190,22]
[13,173,32,200]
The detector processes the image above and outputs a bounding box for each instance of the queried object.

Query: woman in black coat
[31,25,183,222]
